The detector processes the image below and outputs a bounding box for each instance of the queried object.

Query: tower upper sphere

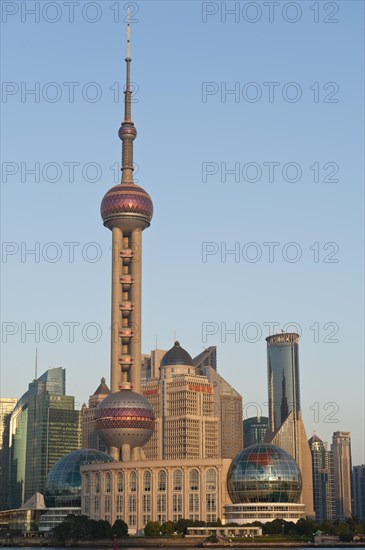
[101,183,153,231]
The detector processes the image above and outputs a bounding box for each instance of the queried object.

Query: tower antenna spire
[119,7,136,184]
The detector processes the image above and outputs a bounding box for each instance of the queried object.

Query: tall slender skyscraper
[95,12,155,462]
[265,333,314,517]
[332,431,352,518]
[353,465,365,521]
[308,434,335,521]
[0,398,17,510]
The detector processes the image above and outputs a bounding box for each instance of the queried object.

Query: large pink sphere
[101,183,153,231]
[95,390,155,449]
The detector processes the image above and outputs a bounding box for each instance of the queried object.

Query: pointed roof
[93,377,110,396]
[21,492,46,510]
[308,433,323,445]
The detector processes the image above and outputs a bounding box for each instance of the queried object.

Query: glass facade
[266,333,300,432]
[44,449,114,507]
[227,444,302,504]
[243,416,268,448]
[9,368,82,508]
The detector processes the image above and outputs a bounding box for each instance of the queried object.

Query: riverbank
[1,537,365,548]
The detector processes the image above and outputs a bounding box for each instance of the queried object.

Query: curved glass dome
[227,444,302,504]
[44,449,114,507]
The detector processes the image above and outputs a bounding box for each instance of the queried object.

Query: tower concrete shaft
[99,11,154,462]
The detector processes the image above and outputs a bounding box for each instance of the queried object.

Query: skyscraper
[265,333,314,517]
[142,341,219,460]
[195,347,243,459]
[0,398,17,510]
[8,367,81,508]
[353,465,365,521]
[308,434,335,521]
[332,431,352,518]
[243,416,268,449]
[81,378,110,452]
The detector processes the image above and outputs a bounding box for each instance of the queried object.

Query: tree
[175,519,191,534]
[112,519,128,538]
[160,521,175,535]
[144,521,161,537]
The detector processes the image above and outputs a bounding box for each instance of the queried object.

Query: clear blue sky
[1,1,364,464]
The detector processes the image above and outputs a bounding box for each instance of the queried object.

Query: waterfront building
[331,431,352,518]
[0,397,17,510]
[308,434,335,521]
[225,444,306,524]
[264,333,314,516]
[8,367,81,508]
[243,416,268,448]
[353,464,365,521]
[81,378,110,452]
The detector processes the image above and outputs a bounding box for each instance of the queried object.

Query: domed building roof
[101,183,153,229]
[44,449,114,508]
[160,341,194,367]
[227,444,302,504]
[95,389,155,449]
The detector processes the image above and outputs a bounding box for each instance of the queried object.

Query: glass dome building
[227,443,302,503]
[225,444,306,524]
[44,449,114,507]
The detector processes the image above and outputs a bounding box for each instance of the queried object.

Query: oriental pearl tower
[95,14,155,462]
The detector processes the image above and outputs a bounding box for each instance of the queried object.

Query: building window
[143,494,151,513]
[105,495,111,513]
[206,493,216,513]
[143,470,151,492]
[173,469,183,491]
[84,496,90,514]
[95,473,100,494]
[173,493,183,520]
[130,471,137,492]
[189,469,199,491]
[117,472,124,493]
[105,472,111,493]
[157,493,166,513]
[189,493,199,513]
[206,468,217,492]
[85,473,90,494]
[158,470,166,492]
[116,495,123,514]
[128,494,137,513]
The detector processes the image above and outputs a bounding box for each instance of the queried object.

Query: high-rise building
[331,431,352,518]
[308,434,335,521]
[243,416,268,449]
[265,333,314,517]
[81,378,110,452]
[195,347,243,459]
[353,465,365,521]
[142,341,219,460]
[8,367,81,508]
[0,398,17,510]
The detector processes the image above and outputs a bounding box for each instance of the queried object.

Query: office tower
[0,398,17,510]
[141,349,168,381]
[195,347,243,458]
[8,367,81,508]
[142,341,219,460]
[243,416,268,449]
[353,465,365,520]
[265,333,314,516]
[308,434,335,521]
[95,12,155,463]
[332,431,352,518]
[81,378,110,452]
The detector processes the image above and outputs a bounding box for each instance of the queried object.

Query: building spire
[119,7,137,184]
